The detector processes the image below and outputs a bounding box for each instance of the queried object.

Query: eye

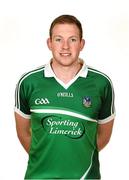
[70,38,77,42]
[55,38,62,42]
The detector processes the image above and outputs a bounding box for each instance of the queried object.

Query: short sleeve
[98,79,115,124]
[14,79,31,119]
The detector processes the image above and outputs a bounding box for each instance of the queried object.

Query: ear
[47,38,52,50]
[80,39,85,51]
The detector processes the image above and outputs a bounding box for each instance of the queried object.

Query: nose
[62,40,69,49]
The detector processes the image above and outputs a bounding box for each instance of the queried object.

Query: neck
[51,59,83,84]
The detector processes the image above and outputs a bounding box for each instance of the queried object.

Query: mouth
[60,53,71,56]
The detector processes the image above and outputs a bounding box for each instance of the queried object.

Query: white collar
[44,59,88,89]
[44,59,88,78]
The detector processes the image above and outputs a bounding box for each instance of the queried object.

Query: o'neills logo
[57,92,74,98]
[41,116,85,139]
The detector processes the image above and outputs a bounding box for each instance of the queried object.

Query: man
[15,15,115,179]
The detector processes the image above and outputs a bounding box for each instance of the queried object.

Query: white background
[0,0,129,179]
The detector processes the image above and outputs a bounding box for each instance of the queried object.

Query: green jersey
[15,60,115,179]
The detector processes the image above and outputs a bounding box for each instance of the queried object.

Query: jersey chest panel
[25,77,101,179]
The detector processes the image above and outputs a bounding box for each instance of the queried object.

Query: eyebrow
[53,35,62,38]
[53,35,79,39]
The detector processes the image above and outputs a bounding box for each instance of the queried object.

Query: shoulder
[87,66,113,87]
[17,65,45,86]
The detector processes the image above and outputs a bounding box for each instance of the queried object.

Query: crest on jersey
[83,96,92,107]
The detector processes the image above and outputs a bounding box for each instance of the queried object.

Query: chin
[53,56,77,67]
[59,61,75,67]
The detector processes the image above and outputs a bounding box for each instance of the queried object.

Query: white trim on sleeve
[98,114,115,124]
[14,107,31,119]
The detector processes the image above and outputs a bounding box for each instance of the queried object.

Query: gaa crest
[83,96,92,107]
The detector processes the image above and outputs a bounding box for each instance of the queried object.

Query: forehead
[51,23,80,37]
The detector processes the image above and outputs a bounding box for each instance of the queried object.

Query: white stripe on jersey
[88,67,115,115]
[15,66,45,109]
[30,108,97,123]
[80,150,95,180]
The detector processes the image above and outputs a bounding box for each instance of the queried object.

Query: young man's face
[47,23,85,67]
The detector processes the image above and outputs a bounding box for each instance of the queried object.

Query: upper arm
[97,76,115,150]
[98,119,114,139]
[97,119,114,151]
[14,75,32,153]
[15,112,31,137]
[15,112,31,153]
